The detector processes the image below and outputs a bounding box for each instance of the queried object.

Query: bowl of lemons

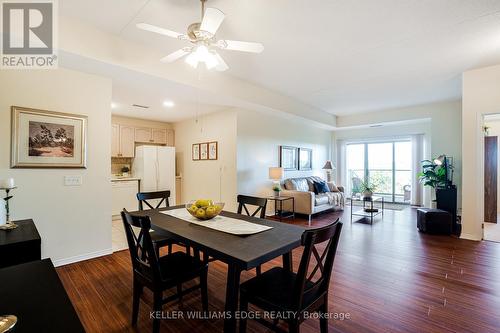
[186,199,224,221]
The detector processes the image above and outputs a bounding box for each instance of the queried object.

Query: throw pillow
[313,180,330,194]
[328,182,339,192]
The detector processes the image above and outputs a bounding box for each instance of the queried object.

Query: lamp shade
[269,167,284,180]
[434,155,446,166]
[322,161,335,170]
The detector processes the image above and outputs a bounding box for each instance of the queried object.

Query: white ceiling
[60,51,238,122]
[60,0,500,115]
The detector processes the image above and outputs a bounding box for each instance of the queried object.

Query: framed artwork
[11,106,87,168]
[279,146,298,171]
[299,148,313,170]
[208,141,218,160]
[192,143,200,160]
[200,143,208,160]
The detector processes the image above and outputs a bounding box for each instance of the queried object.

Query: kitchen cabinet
[152,128,167,144]
[111,125,135,158]
[111,180,139,216]
[135,127,152,143]
[167,129,175,147]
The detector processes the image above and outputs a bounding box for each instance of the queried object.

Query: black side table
[0,219,41,269]
[267,196,295,222]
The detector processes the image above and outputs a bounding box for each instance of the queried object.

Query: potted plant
[272,184,281,197]
[417,158,449,207]
[359,179,377,198]
[121,166,130,177]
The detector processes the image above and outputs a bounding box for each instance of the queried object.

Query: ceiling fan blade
[160,48,191,63]
[200,8,225,35]
[136,23,185,39]
[214,53,229,71]
[220,40,264,53]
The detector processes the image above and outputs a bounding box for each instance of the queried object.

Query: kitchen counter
[111,177,140,182]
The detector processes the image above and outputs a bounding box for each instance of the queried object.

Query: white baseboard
[460,233,482,241]
[51,248,113,267]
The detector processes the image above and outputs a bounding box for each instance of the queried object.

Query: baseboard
[51,248,113,267]
[460,233,482,241]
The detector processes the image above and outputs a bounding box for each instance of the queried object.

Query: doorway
[483,114,500,242]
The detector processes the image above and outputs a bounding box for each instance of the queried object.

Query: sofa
[280,176,344,225]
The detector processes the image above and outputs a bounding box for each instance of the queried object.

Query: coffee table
[350,196,384,224]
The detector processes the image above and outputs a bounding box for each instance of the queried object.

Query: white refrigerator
[133,146,176,205]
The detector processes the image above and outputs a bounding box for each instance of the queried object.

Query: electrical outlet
[64,175,82,186]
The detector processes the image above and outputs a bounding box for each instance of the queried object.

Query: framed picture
[279,146,298,171]
[192,144,200,160]
[299,148,313,170]
[200,143,208,160]
[11,106,87,168]
[208,141,218,160]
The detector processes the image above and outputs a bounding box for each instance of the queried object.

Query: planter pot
[431,201,437,209]
[274,190,281,197]
[363,190,373,198]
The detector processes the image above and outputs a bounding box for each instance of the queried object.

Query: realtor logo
[1,0,57,69]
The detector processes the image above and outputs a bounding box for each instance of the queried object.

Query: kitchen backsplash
[111,157,133,175]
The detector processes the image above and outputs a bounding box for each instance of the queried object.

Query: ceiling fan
[136,0,264,71]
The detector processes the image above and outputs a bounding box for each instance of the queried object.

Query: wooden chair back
[237,195,267,219]
[121,209,162,282]
[293,219,343,309]
[137,191,171,210]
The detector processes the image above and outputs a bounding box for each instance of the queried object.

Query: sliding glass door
[346,140,412,203]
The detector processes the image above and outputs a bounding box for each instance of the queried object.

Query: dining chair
[237,194,268,219]
[239,219,343,333]
[235,195,268,274]
[121,210,208,333]
[137,191,186,256]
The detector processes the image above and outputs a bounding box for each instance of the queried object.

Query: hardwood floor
[57,207,500,332]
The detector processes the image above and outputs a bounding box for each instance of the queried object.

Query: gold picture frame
[11,106,88,168]
[192,143,200,160]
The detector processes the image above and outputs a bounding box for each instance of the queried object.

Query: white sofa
[280,176,344,225]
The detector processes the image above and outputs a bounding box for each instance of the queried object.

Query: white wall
[334,101,462,208]
[175,110,238,212]
[462,63,500,240]
[0,68,112,266]
[236,109,332,197]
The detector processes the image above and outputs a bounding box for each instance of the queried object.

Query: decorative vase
[363,190,373,198]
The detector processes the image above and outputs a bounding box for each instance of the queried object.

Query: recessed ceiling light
[163,100,175,108]
[111,102,118,109]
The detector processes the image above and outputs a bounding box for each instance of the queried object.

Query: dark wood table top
[0,259,85,332]
[0,219,40,246]
[132,206,305,270]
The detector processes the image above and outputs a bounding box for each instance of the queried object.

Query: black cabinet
[0,219,41,268]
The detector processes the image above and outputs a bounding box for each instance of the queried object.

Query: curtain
[411,134,424,206]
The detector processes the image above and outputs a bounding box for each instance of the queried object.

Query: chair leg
[177,283,183,306]
[132,278,143,325]
[319,302,328,333]
[152,291,163,333]
[239,292,248,333]
[256,265,262,275]
[168,243,172,255]
[200,268,209,313]
[308,215,312,226]
[288,319,300,333]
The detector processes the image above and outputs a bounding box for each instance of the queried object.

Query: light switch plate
[64,175,82,186]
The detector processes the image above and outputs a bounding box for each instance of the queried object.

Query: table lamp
[322,161,335,182]
[269,167,284,196]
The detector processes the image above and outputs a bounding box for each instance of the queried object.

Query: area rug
[347,199,410,211]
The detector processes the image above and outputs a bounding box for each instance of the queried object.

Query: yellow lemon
[195,208,206,219]
[206,206,217,217]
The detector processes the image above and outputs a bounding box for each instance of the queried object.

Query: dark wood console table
[0,219,41,269]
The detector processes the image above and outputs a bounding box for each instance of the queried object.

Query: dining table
[132,205,306,333]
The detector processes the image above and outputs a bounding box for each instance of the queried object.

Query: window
[345,140,412,203]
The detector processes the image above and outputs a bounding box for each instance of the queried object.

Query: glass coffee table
[350,196,384,224]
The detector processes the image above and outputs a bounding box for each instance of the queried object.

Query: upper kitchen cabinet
[111,125,135,158]
[152,128,167,144]
[135,127,152,143]
[166,129,175,146]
